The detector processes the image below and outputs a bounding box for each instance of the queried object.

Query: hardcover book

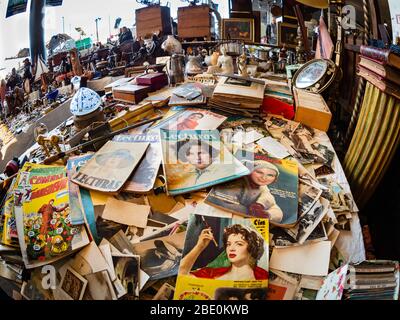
[360,45,400,69]
[359,56,400,85]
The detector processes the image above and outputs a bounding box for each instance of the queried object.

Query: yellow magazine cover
[14,163,89,268]
[174,214,269,300]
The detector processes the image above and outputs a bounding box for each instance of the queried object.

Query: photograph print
[129,231,185,281]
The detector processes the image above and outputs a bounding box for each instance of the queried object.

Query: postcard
[60,266,88,300]
[316,264,349,300]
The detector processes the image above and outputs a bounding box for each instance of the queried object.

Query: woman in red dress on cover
[179,224,267,281]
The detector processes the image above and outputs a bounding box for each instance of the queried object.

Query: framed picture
[278,22,298,49]
[221,18,254,43]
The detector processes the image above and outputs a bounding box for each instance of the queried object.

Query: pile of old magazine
[0,92,398,301]
[208,75,265,117]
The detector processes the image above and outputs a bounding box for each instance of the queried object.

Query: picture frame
[221,18,255,43]
[277,22,298,49]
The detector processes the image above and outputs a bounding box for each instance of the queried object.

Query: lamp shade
[296,0,329,9]
[70,87,101,116]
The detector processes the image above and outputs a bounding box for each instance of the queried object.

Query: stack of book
[358,45,400,99]
[344,260,399,300]
[208,75,265,117]
[264,77,294,105]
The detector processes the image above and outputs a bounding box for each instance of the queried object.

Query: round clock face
[295,60,328,89]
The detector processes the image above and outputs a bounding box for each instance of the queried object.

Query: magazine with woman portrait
[160,130,250,195]
[205,152,299,227]
[174,214,269,300]
[152,107,227,131]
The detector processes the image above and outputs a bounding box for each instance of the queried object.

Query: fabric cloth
[315,15,334,60]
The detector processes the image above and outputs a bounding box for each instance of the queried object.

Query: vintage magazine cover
[14,163,89,269]
[174,214,269,300]
[152,107,227,131]
[67,154,99,242]
[160,129,250,195]
[113,133,162,193]
[71,140,149,193]
[206,153,298,226]
[67,154,94,225]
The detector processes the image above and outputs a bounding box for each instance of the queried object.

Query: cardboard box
[294,88,332,132]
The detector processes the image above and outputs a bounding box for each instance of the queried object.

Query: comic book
[206,152,298,227]
[71,140,149,193]
[160,130,250,195]
[1,178,19,248]
[174,214,269,300]
[113,133,162,193]
[14,163,89,269]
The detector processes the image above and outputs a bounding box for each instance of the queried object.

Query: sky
[0,0,229,77]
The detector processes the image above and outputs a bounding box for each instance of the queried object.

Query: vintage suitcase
[136,72,168,92]
[293,88,332,132]
[178,5,211,40]
[113,84,151,104]
[135,5,172,38]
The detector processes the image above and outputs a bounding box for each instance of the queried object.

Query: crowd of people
[0,25,145,121]
[0,58,34,120]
